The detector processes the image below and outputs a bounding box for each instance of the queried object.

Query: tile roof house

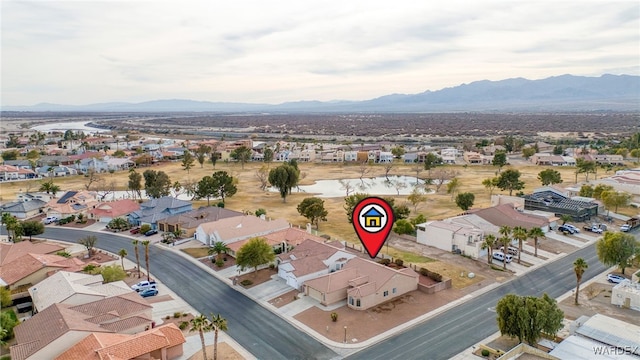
[0,241,64,266]
[470,204,551,231]
[45,190,100,218]
[194,215,290,247]
[89,199,140,223]
[276,239,356,289]
[157,206,244,237]
[10,292,153,360]
[29,271,132,312]
[227,227,326,256]
[0,164,38,181]
[0,199,47,219]
[304,257,419,310]
[0,253,88,290]
[415,219,487,259]
[55,323,186,360]
[128,196,192,229]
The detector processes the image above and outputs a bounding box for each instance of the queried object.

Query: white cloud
[2,0,638,105]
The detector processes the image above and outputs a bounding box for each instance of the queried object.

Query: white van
[499,246,518,255]
[492,251,513,263]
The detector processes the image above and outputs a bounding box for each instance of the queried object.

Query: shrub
[173,312,182,318]
[269,263,276,269]
[178,321,188,330]
[378,258,391,266]
[240,279,253,286]
[394,259,404,267]
[83,264,97,273]
[330,312,338,322]
[481,349,490,357]
[182,313,188,317]
[215,258,224,267]
[419,267,443,282]
[140,224,151,234]
[217,201,225,208]
[165,315,171,320]
[56,251,71,258]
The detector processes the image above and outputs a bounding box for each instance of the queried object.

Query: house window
[383,290,389,297]
[349,297,354,306]
[392,288,397,294]
[356,299,361,307]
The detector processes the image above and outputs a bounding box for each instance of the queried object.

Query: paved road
[346,243,607,360]
[39,228,339,360]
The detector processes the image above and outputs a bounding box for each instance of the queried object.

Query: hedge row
[419,267,443,282]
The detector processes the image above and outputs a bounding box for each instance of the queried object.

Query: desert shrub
[215,258,224,268]
[56,251,71,258]
[378,258,391,266]
[330,312,338,322]
[419,267,443,282]
[165,315,171,320]
[83,264,98,273]
[173,312,182,318]
[395,259,404,267]
[240,279,253,286]
[481,349,490,357]
[179,321,188,330]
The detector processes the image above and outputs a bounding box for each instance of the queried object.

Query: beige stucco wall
[353,274,418,310]
[24,330,91,360]
[11,267,59,290]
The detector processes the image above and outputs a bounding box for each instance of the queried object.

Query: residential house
[344,151,359,162]
[367,150,393,163]
[593,154,625,165]
[276,239,356,289]
[463,151,483,164]
[36,165,77,177]
[440,148,457,164]
[128,196,192,229]
[470,203,551,232]
[0,164,38,181]
[29,271,132,312]
[228,227,327,261]
[157,206,244,237]
[89,199,140,223]
[611,280,640,311]
[481,144,506,156]
[45,191,99,219]
[403,152,418,163]
[523,189,599,222]
[0,241,64,266]
[55,323,186,360]
[275,150,292,162]
[304,257,419,310]
[36,155,72,167]
[17,192,56,203]
[0,199,47,219]
[194,215,290,247]
[0,252,88,291]
[3,160,34,170]
[416,220,486,259]
[10,292,154,360]
[320,150,344,162]
[297,149,317,162]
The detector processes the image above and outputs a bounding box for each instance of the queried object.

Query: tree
[522,147,536,160]
[431,168,457,192]
[529,227,545,258]
[423,153,442,176]
[492,151,507,172]
[194,176,217,205]
[1,309,19,344]
[559,214,572,225]
[512,226,527,264]
[209,241,231,261]
[190,314,211,360]
[255,165,269,191]
[297,197,328,229]
[537,169,563,186]
[601,190,630,214]
[39,179,61,196]
[0,287,12,308]
[21,220,44,241]
[230,145,252,169]
[143,170,172,198]
[482,177,499,198]
[268,164,298,202]
[592,184,613,200]
[210,150,220,168]
[496,293,564,345]
[118,248,128,270]
[2,213,19,242]
[142,240,151,282]
[446,178,461,200]
[481,234,496,264]
[263,148,274,165]
[1,150,19,161]
[498,226,512,270]
[132,239,141,278]
[455,192,475,211]
[181,150,195,173]
[596,231,639,274]
[211,171,237,204]
[101,264,127,283]
[391,146,405,159]
[631,148,640,162]
[210,313,228,360]
[113,149,126,158]
[573,258,588,305]
[344,193,369,224]
[236,237,276,275]
[393,219,414,235]
[579,184,594,197]
[195,144,211,168]
[79,235,97,257]
[576,158,596,182]
[496,169,525,196]
[407,187,427,213]
[128,170,142,199]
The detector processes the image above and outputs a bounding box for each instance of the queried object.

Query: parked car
[129,227,141,234]
[139,288,159,298]
[607,274,626,284]
[558,225,577,234]
[620,224,631,232]
[43,216,59,225]
[564,224,580,233]
[499,246,519,255]
[492,251,513,263]
[583,225,603,234]
[144,229,158,236]
[131,280,157,292]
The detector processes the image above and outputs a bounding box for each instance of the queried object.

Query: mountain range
[3,74,639,113]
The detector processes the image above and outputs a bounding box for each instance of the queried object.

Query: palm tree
[559,214,572,226]
[210,313,228,360]
[528,227,545,257]
[190,314,211,360]
[118,248,127,270]
[512,226,528,264]
[481,234,496,265]
[573,258,588,305]
[132,240,141,278]
[498,226,512,270]
[142,240,151,282]
[208,241,231,261]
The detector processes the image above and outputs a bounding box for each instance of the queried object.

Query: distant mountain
[3,74,638,112]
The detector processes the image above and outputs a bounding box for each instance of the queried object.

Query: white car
[43,216,59,224]
[620,224,631,232]
[492,251,513,263]
[564,224,580,233]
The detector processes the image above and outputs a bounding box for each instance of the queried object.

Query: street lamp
[344,326,347,343]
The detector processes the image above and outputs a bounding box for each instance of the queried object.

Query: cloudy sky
[2,0,638,106]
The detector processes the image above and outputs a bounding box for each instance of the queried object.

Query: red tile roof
[90,199,140,218]
[0,241,64,266]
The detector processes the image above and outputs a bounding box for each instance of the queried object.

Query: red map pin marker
[352,197,395,258]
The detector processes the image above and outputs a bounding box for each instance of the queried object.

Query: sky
[2,0,639,106]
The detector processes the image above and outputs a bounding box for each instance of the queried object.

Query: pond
[271,176,432,198]
[97,190,193,201]
[31,121,111,133]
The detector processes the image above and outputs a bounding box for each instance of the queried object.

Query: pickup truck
[583,225,603,234]
[131,280,157,292]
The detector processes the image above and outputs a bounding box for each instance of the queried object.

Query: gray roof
[0,199,47,213]
[131,196,192,224]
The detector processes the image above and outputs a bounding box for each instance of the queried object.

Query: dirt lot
[187,343,244,360]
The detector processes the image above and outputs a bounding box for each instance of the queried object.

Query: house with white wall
[416,220,486,259]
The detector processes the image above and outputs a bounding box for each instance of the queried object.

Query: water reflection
[272,176,431,198]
